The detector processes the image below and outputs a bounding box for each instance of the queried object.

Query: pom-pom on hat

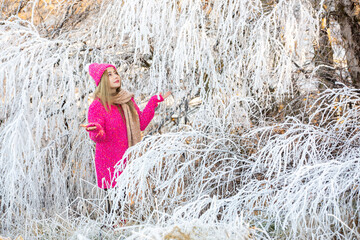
[88,63,117,86]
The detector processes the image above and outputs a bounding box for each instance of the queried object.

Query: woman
[81,63,171,190]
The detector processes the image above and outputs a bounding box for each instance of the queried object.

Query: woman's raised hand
[159,91,171,99]
[80,123,97,131]
[80,123,105,137]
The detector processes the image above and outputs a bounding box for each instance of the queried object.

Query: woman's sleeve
[87,101,107,142]
[131,95,164,131]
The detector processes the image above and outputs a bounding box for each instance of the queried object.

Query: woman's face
[107,67,121,89]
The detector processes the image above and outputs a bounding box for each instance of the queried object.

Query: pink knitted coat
[87,94,164,189]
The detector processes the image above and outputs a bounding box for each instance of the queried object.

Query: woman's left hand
[159,91,171,99]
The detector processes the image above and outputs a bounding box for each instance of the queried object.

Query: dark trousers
[103,188,127,214]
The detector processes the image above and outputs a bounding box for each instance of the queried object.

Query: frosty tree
[0,0,359,239]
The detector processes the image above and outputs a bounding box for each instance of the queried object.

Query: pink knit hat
[88,63,117,86]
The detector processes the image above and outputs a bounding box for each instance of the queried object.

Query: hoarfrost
[0,0,358,239]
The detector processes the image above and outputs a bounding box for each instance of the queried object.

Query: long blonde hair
[94,69,121,112]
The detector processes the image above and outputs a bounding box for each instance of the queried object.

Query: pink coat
[86,95,164,189]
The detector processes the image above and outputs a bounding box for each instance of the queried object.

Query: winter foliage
[0,0,359,239]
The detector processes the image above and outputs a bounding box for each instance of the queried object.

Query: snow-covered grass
[109,86,359,239]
